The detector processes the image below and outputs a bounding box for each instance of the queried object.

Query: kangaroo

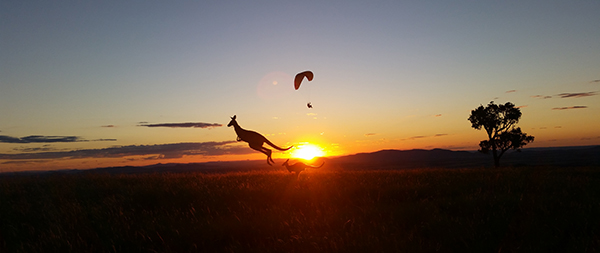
[282,159,324,178]
[227,115,292,165]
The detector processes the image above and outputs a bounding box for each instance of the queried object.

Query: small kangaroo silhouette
[282,159,324,178]
[227,115,293,165]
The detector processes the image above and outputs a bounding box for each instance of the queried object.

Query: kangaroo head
[227,115,237,127]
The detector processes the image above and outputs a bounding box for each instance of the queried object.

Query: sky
[1,1,599,172]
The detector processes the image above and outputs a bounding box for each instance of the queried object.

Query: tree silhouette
[468,101,535,168]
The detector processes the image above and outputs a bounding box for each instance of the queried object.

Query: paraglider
[294,71,313,90]
[294,71,314,108]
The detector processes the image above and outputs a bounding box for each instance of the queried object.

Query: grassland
[1,166,599,252]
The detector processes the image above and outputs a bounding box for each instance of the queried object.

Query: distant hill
[3,146,598,176]
[332,148,489,169]
[331,146,600,169]
[500,145,600,167]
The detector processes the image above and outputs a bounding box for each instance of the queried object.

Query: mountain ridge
[2,146,598,175]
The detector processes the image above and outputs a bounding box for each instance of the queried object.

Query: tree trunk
[492,148,500,168]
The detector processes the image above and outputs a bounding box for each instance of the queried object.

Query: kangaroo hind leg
[249,143,273,165]
[262,147,274,165]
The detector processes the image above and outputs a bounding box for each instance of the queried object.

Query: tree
[468,101,535,168]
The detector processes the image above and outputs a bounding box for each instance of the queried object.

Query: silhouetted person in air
[307,102,312,108]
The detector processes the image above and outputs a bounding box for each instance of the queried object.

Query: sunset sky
[2,1,599,172]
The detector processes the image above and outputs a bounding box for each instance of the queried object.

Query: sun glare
[291,144,325,160]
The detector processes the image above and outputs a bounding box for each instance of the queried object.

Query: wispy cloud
[531,95,553,99]
[13,145,61,152]
[590,80,600,83]
[399,134,449,141]
[364,133,377,136]
[1,160,50,165]
[552,106,588,110]
[101,125,116,128]
[506,90,517,93]
[138,122,222,128]
[557,92,597,98]
[580,136,600,141]
[434,114,442,117]
[0,141,250,161]
[0,135,116,144]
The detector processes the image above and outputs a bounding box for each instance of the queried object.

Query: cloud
[364,133,377,136]
[0,135,117,144]
[434,114,442,117]
[0,135,116,144]
[399,134,448,141]
[531,95,553,99]
[92,139,118,142]
[0,141,251,161]
[13,145,61,152]
[557,92,597,98]
[101,125,115,128]
[580,136,600,141]
[552,106,588,110]
[506,90,517,93]
[138,122,222,128]
[1,160,50,165]
[590,80,600,83]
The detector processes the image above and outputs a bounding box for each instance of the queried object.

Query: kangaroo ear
[232,115,236,120]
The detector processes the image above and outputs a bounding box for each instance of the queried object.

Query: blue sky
[1,1,599,171]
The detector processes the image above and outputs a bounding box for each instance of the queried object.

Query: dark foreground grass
[1,166,599,252]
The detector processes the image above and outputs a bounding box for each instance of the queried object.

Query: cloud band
[138,122,222,128]
[0,141,251,161]
[0,135,116,144]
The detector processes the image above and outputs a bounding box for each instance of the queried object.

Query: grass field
[1,166,599,252]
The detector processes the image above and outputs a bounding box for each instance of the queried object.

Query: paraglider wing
[294,71,314,90]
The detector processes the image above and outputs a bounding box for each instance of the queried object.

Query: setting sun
[291,143,325,160]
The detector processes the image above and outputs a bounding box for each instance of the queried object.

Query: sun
[291,143,325,161]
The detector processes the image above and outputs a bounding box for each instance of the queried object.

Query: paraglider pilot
[307,102,312,108]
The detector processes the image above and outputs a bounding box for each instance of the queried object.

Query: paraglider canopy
[294,71,313,90]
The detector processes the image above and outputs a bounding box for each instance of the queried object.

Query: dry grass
[1,166,599,252]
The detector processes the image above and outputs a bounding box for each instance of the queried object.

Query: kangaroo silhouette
[282,159,324,178]
[227,115,292,165]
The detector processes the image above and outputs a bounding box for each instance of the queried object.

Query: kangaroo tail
[313,162,325,169]
[265,139,293,151]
